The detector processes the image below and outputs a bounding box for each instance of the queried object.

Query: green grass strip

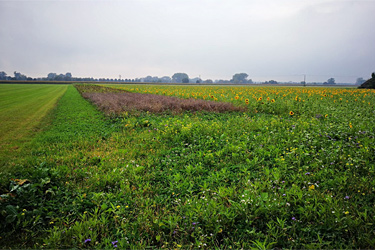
[0,84,67,166]
[33,85,114,144]
[0,85,118,247]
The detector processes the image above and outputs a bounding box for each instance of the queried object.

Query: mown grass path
[0,85,118,247]
[33,85,113,143]
[0,84,67,165]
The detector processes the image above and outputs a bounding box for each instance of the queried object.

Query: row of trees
[0,71,254,84]
[139,74,199,83]
[0,71,140,82]
[1,71,368,85]
[138,73,255,84]
[0,71,30,81]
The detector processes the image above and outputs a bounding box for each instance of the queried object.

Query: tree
[190,77,201,84]
[356,77,365,85]
[324,78,336,85]
[172,73,189,83]
[182,77,189,83]
[358,72,375,89]
[14,71,27,80]
[47,73,57,80]
[143,76,153,83]
[55,74,65,81]
[265,80,278,84]
[231,73,249,83]
[0,71,7,80]
[161,76,172,83]
[65,72,72,81]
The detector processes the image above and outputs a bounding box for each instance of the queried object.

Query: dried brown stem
[82,92,245,115]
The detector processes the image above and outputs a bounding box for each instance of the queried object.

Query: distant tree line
[264,80,278,84]
[2,70,367,85]
[0,71,32,81]
[0,71,145,82]
[0,71,255,84]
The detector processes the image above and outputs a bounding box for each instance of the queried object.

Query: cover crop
[1,84,375,249]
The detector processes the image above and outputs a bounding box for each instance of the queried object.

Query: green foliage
[231,73,249,83]
[172,73,189,83]
[182,77,189,83]
[1,84,375,248]
[359,77,375,89]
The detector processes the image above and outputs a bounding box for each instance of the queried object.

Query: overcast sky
[1,0,374,83]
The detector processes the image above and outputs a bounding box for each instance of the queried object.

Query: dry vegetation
[75,84,129,93]
[77,84,245,114]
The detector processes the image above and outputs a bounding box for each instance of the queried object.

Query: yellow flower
[116,205,121,209]
[345,211,349,215]
[308,185,315,190]
[289,111,294,116]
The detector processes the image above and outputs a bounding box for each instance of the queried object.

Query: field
[0,84,67,168]
[1,84,375,249]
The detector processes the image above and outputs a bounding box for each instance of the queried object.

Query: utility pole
[303,74,306,87]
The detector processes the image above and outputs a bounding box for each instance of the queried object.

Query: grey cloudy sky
[0,0,374,82]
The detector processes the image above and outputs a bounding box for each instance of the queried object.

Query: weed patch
[77,84,245,114]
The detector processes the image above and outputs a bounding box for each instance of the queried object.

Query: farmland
[1,84,375,249]
[0,84,67,169]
